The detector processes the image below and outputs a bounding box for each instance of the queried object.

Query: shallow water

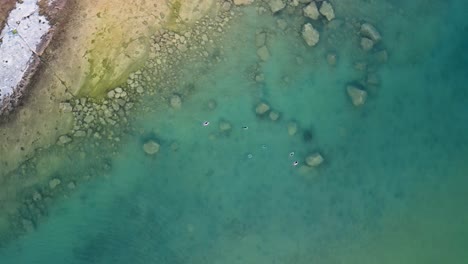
[1,0,468,263]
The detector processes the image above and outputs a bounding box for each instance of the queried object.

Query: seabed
[0,0,468,263]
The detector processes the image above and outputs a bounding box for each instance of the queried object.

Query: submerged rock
[269,111,280,121]
[233,0,254,5]
[303,2,319,20]
[276,19,288,30]
[305,153,324,167]
[67,182,76,190]
[256,31,267,47]
[319,1,335,21]
[360,37,374,51]
[268,0,286,13]
[170,94,182,109]
[58,135,72,145]
[257,45,270,61]
[219,120,232,132]
[256,102,270,115]
[59,103,73,113]
[143,140,160,155]
[222,1,232,11]
[327,52,337,66]
[375,49,388,64]
[49,178,61,189]
[360,23,382,43]
[367,73,380,86]
[302,23,320,46]
[207,99,217,110]
[288,122,298,136]
[347,85,367,106]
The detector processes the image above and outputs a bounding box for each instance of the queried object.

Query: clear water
[1,0,468,263]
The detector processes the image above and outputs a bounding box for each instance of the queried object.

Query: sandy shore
[0,0,217,177]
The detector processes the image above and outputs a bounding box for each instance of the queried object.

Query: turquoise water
[2,0,468,263]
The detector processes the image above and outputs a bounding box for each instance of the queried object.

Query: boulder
[207,99,217,110]
[107,90,115,98]
[276,19,288,30]
[302,23,320,46]
[367,73,380,86]
[58,135,72,145]
[268,0,286,13]
[219,121,232,132]
[319,1,335,21]
[59,102,73,113]
[170,94,182,109]
[222,1,232,11]
[49,178,61,189]
[256,102,270,115]
[257,46,270,61]
[67,182,76,190]
[143,140,160,155]
[327,52,337,66]
[269,111,280,121]
[84,115,95,123]
[346,85,367,106]
[360,37,374,51]
[32,191,42,202]
[233,0,254,5]
[305,153,324,167]
[288,122,298,136]
[360,23,381,43]
[303,2,319,20]
[375,49,388,64]
[255,31,267,47]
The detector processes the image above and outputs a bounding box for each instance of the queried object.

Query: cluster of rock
[53,3,239,151]
[57,87,134,146]
[301,1,336,47]
[4,1,244,240]
[346,22,387,107]
[255,101,281,121]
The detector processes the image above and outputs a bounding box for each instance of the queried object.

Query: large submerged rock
[257,45,270,61]
[347,85,367,106]
[360,23,382,43]
[305,153,324,167]
[319,1,335,21]
[143,140,160,155]
[303,2,319,20]
[233,0,254,5]
[302,23,320,46]
[267,0,286,13]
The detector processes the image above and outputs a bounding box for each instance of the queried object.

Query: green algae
[78,36,149,98]
[166,0,183,32]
